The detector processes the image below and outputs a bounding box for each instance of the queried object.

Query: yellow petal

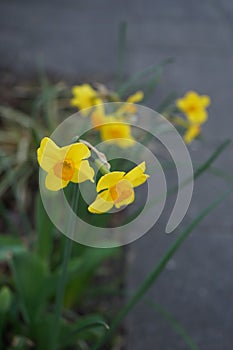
[72,160,95,183]
[96,172,125,192]
[114,137,135,148]
[124,162,149,188]
[127,91,144,103]
[100,122,135,148]
[91,104,106,129]
[113,179,135,208]
[61,143,91,164]
[37,137,60,172]
[88,190,114,214]
[184,124,201,144]
[186,109,208,124]
[201,95,211,107]
[72,84,95,97]
[45,171,68,191]
[186,91,199,100]
[176,98,187,111]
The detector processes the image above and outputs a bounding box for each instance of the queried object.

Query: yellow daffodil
[37,137,94,191]
[176,91,211,144]
[88,162,149,213]
[90,104,136,147]
[176,91,210,124]
[70,84,102,114]
[100,116,135,148]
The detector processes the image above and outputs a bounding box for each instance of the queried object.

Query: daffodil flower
[88,162,149,213]
[176,91,210,124]
[37,137,94,191]
[70,84,102,114]
[100,116,135,148]
[91,105,136,148]
[176,91,210,144]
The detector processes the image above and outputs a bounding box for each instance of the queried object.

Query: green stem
[0,317,4,348]
[51,184,80,350]
[94,159,110,175]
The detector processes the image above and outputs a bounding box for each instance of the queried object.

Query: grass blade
[117,58,173,97]
[116,21,127,89]
[145,299,200,350]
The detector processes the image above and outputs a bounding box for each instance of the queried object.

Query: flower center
[110,180,133,204]
[187,104,198,113]
[53,159,75,181]
[109,126,122,139]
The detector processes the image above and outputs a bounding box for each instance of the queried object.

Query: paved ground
[1,0,233,349]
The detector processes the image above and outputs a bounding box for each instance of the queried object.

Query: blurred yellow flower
[91,105,106,130]
[88,162,149,213]
[37,137,94,191]
[100,116,135,148]
[127,90,144,104]
[120,90,144,114]
[184,124,201,144]
[70,84,102,114]
[176,91,210,124]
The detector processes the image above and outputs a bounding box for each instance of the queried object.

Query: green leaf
[36,194,54,264]
[93,185,233,349]
[0,286,12,313]
[145,299,200,350]
[0,106,35,129]
[10,252,48,324]
[50,247,119,307]
[60,315,109,348]
[0,236,26,262]
[157,92,177,113]
[117,58,173,97]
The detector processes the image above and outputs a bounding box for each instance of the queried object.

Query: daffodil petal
[61,143,91,164]
[115,137,135,148]
[37,137,60,172]
[100,122,135,148]
[124,162,149,188]
[115,189,135,208]
[114,179,135,208]
[88,190,114,214]
[45,171,68,191]
[127,91,144,103]
[201,95,211,107]
[184,124,201,144]
[96,172,125,192]
[72,160,95,183]
[176,98,187,111]
[187,109,207,124]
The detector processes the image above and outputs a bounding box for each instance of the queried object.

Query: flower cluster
[70,83,144,148]
[37,137,149,213]
[70,84,211,145]
[70,83,144,115]
[175,91,211,144]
